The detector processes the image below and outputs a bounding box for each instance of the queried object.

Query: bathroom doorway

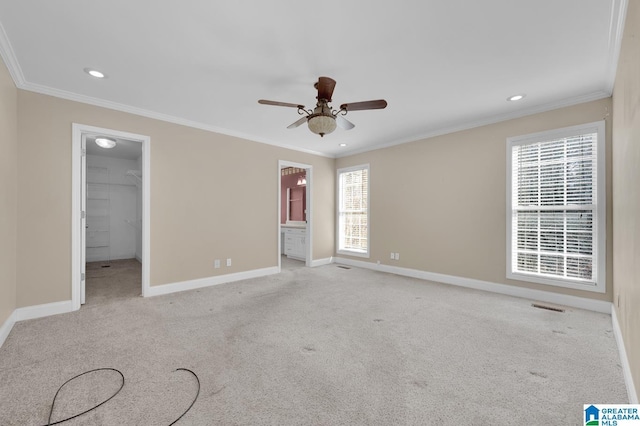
[278,160,312,271]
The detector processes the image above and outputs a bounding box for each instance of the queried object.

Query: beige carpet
[0,260,628,425]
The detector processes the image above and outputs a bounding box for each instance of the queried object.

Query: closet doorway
[72,124,150,310]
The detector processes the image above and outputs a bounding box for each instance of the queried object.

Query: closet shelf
[126,170,142,186]
[125,219,141,230]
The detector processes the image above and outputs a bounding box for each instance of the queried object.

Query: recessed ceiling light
[507,94,526,101]
[339,143,347,147]
[84,68,106,79]
[95,137,116,149]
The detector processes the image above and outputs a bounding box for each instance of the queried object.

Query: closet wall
[86,154,141,262]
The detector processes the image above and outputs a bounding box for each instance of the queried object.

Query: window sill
[507,271,604,293]
[337,249,369,259]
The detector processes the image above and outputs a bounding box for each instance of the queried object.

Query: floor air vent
[532,303,565,313]
[337,266,351,270]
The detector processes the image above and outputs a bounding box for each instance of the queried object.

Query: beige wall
[337,98,613,302]
[16,91,334,306]
[612,0,640,401]
[0,57,17,324]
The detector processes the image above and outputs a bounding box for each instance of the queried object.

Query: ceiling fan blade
[335,114,355,130]
[316,76,336,102]
[258,99,305,109]
[339,99,387,111]
[287,116,307,129]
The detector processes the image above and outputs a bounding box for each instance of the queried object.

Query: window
[337,164,369,257]
[507,121,605,292]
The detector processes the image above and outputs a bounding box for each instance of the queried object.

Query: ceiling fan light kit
[258,77,387,138]
[307,103,337,137]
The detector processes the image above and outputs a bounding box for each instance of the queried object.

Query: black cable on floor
[169,368,201,426]
[39,367,201,426]
[43,368,125,426]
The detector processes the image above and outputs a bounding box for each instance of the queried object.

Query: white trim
[612,305,639,404]
[505,120,606,293]
[0,21,25,86]
[72,124,151,308]
[145,267,279,297]
[72,125,82,310]
[333,257,612,314]
[0,310,17,348]
[15,300,74,322]
[141,132,151,297]
[13,78,612,162]
[605,0,628,94]
[310,257,333,267]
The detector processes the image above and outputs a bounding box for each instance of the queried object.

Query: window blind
[510,132,597,283]
[338,166,369,253]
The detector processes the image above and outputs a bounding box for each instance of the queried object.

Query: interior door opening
[72,124,150,310]
[278,161,312,271]
[83,135,143,304]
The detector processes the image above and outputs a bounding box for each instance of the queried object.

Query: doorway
[278,160,312,271]
[72,124,151,310]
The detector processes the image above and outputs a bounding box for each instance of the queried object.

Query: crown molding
[20,81,333,158]
[0,21,25,86]
[604,0,628,94]
[338,90,612,158]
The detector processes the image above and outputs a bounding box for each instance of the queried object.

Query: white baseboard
[333,257,612,314]
[612,305,639,403]
[14,300,75,322]
[310,257,333,267]
[1,300,75,348]
[145,266,279,297]
[0,310,17,348]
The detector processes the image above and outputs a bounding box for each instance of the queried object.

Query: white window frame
[506,121,606,293]
[337,164,370,258]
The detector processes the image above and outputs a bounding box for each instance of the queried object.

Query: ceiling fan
[258,76,387,137]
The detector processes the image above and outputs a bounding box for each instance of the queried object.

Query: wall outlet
[395,253,400,260]
[214,259,220,269]
[226,258,232,267]
[390,252,395,259]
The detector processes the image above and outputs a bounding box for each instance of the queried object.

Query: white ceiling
[0,1,626,158]
[85,136,142,161]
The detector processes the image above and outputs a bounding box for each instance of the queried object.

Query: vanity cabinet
[284,227,306,260]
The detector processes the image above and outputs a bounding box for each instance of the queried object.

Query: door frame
[71,123,151,310]
[278,160,313,270]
